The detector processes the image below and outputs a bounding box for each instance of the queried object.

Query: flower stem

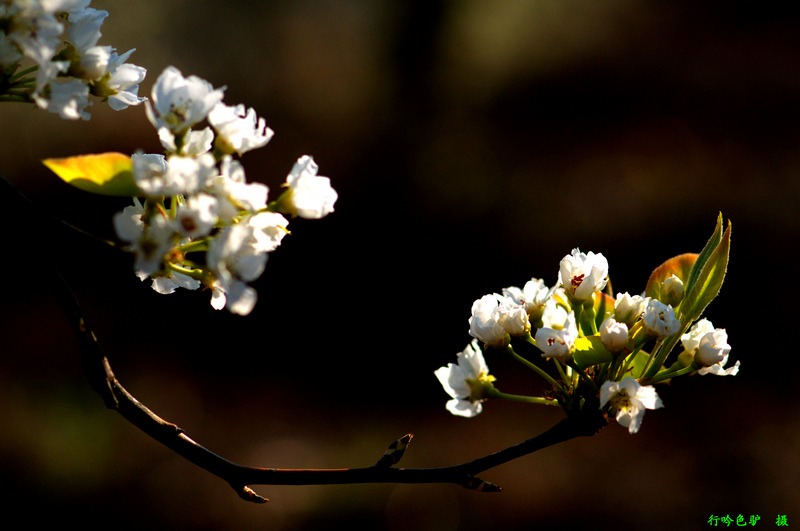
[492,390,560,407]
[505,345,567,396]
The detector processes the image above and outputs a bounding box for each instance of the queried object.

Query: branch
[50,269,607,502]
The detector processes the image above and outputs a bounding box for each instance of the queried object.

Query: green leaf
[622,349,655,380]
[43,152,141,196]
[680,219,731,322]
[683,212,723,302]
[572,336,613,370]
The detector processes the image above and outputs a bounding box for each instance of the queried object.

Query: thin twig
[49,267,607,502]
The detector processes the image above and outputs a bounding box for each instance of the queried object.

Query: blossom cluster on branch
[436,216,735,434]
[1,0,146,119]
[104,66,336,315]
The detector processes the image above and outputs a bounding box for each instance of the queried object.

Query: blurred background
[1,1,799,529]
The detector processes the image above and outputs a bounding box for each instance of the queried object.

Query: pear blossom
[117,210,174,276]
[614,292,648,327]
[599,316,628,352]
[145,66,225,135]
[502,278,551,314]
[540,296,569,330]
[642,299,681,337]
[175,193,219,238]
[162,153,217,196]
[535,311,578,362]
[681,321,739,376]
[662,274,684,304]
[247,212,290,253]
[112,197,145,243]
[495,296,530,336]
[208,102,274,155]
[468,294,509,348]
[434,340,495,417]
[206,222,268,315]
[131,152,169,197]
[209,156,268,216]
[36,77,91,120]
[558,248,609,301]
[158,126,214,156]
[600,377,663,434]
[282,155,337,219]
[102,58,147,110]
[151,271,201,295]
[680,318,714,352]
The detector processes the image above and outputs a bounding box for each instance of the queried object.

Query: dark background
[1,1,798,529]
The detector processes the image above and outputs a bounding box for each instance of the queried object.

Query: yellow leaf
[43,152,140,196]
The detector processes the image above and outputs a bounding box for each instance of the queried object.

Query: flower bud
[468,294,509,348]
[662,274,684,306]
[695,329,730,366]
[614,292,648,327]
[599,316,628,352]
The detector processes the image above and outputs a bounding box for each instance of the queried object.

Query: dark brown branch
[51,270,607,502]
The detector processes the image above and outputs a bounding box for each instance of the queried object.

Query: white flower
[662,274,684,304]
[158,126,213,156]
[217,156,268,213]
[66,7,106,55]
[600,377,663,434]
[696,328,739,376]
[162,153,217,196]
[599,316,628,352]
[614,292,648,326]
[103,56,147,110]
[145,66,225,134]
[175,193,218,238]
[535,311,578,362]
[112,197,145,242]
[206,222,268,315]
[246,212,290,253]
[502,278,551,313]
[642,299,681,337]
[283,155,337,219]
[131,152,169,197]
[151,271,201,294]
[680,318,714,352]
[434,340,494,418]
[495,295,530,336]
[540,296,568,329]
[558,248,609,301]
[468,294,509,348]
[208,102,274,155]
[36,77,91,120]
[123,211,175,276]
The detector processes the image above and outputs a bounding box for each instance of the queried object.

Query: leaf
[680,220,731,322]
[621,349,655,380]
[572,336,613,370]
[683,212,723,300]
[43,152,140,196]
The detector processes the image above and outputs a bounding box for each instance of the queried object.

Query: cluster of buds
[436,215,735,434]
[45,66,337,315]
[1,0,146,119]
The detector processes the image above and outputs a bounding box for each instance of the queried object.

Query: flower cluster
[113,66,337,315]
[435,217,736,433]
[1,0,146,119]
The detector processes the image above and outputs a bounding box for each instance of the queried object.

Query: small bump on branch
[374,433,413,467]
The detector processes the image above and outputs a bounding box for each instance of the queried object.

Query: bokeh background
[2,1,799,529]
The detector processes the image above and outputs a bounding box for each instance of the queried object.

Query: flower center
[611,389,632,411]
